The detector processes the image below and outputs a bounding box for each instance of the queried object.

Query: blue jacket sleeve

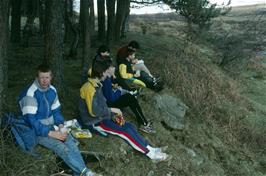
[52,107,65,125]
[102,77,121,103]
[26,114,52,137]
[51,95,65,125]
[20,96,52,137]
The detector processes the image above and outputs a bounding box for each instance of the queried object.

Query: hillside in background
[1,4,266,176]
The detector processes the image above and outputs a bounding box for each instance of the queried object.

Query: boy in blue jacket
[18,64,100,176]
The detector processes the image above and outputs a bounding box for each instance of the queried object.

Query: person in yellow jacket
[118,50,163,92]
[78,60,169,162]
[118,50,146,89]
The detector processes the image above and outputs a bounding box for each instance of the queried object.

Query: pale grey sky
[74,0,266,14]
[131,0,266,14]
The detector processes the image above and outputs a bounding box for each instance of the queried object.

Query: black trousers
[107,93,148,126]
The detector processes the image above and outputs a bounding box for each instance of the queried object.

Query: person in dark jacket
[101,59,155,134]
[82,45,111,85]
[78,60,169,162]
[18,64,100,176]
[93,45,111,65]
[86,45,113,79]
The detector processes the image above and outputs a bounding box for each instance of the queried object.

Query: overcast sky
[131,0,266,14]
[74,0,266,14]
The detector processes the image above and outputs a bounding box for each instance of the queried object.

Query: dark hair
[91,60,110,78]
[37,64,51,76]
[128,40,140,50]
[104,57,113,68]
[92,54,113,69]
[97,45,110,54]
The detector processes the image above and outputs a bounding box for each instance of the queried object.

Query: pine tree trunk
[68,22,79,59]
[64,0,73,42]
[121,0,130,38]
[97,0,105,41]
[10,0,21,43]
[106,0,116,43]
[89,0,95,34]
[67,0,79,58]
[0,0,9,116]
[39,0,45,33]
[79,0,85,44]
[114,0,127,41]
[44,0,65,94]
[79,0,84,36]
[22,0,37,47]
[80,0,91,84]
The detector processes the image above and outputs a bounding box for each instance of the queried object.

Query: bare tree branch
[130,0,163,5]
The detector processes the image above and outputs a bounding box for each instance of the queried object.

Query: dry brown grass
[159,45,226,118]
[158,44,255,136]
[246,56,266,78]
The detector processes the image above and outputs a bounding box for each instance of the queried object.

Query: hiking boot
[146,120,153,125]
[131,87,142,98]
[139,123,156,134]
[153,81,164,92]
[155,76,161,82]
[129,89,139,97]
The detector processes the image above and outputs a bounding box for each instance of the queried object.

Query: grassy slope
[2,4,266,176]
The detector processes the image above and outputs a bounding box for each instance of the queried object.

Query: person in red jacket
[116,40,152,77]
[116,41,163,92]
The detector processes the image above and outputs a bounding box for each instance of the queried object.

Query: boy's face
[37,71,52,89]
[128,53,135,60]
[106,65,115,76]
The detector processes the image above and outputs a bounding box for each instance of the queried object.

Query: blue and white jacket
[18,79,64,137]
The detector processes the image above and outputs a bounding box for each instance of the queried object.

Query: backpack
[1,113,39,156]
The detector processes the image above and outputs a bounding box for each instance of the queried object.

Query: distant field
[130,4,266,21]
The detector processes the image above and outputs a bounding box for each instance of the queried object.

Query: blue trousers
[38,135,89,176]
[92,119,149,153]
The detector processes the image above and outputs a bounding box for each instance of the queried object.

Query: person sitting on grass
[94,45,111,62]
[118,49,162,92]
[78,60,169,162]
[117,41,139,65]
[101,59,155,134]
[86,45,114,80]
[17,64,100,176]
[116,40,156,79]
